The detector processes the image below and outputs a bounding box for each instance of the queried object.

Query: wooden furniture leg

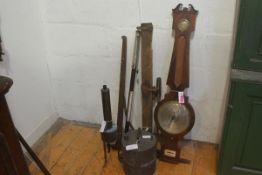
[0,76,31,175]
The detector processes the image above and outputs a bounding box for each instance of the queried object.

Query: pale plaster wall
[41,0,237,143]
[4,0,236,143]
[0,0,57,145]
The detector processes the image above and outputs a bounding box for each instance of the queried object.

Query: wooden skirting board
[28,118,218,175]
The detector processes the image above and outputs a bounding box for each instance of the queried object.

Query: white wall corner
[25,113,59,146]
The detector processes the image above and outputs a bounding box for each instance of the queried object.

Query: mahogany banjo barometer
[154,4,198,164]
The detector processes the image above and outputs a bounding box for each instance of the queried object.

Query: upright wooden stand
[139,23,161,131]
[0,76,31,175]
[0,132,19,175]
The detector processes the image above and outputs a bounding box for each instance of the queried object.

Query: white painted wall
[40,0,237,143]
[0,0,236,144]
[0,0,56,145]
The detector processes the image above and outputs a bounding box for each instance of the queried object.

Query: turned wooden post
[0,76,31,175]
[0,132,20,175]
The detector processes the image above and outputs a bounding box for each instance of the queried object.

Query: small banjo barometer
[154,4,198,164]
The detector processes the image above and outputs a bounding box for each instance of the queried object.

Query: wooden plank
[102,150,124,175]
[66,130,102,175]
[50,127,97,175]
[192,143,218,175]
[48,123,83,169]
[28,118,68,175]
[29,133,52,175]
[140,23,154,130]
[81,143,104,175]
[28,119,218,175]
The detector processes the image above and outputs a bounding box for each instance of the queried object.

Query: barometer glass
[157,101,191,135]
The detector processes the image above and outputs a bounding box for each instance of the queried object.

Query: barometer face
[156,101,192,135]
[178,18,190,32]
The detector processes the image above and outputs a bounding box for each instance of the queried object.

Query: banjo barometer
[154,4,198,164]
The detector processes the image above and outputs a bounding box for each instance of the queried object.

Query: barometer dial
[156,100,193,135]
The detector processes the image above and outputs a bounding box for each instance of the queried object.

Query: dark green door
[219,0,262,174]
[233,0,262,72]
[219,81,262,175]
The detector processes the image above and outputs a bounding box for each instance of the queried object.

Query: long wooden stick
[16,129,51,175]
[0,35,3,61]
[116,36,127,148]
